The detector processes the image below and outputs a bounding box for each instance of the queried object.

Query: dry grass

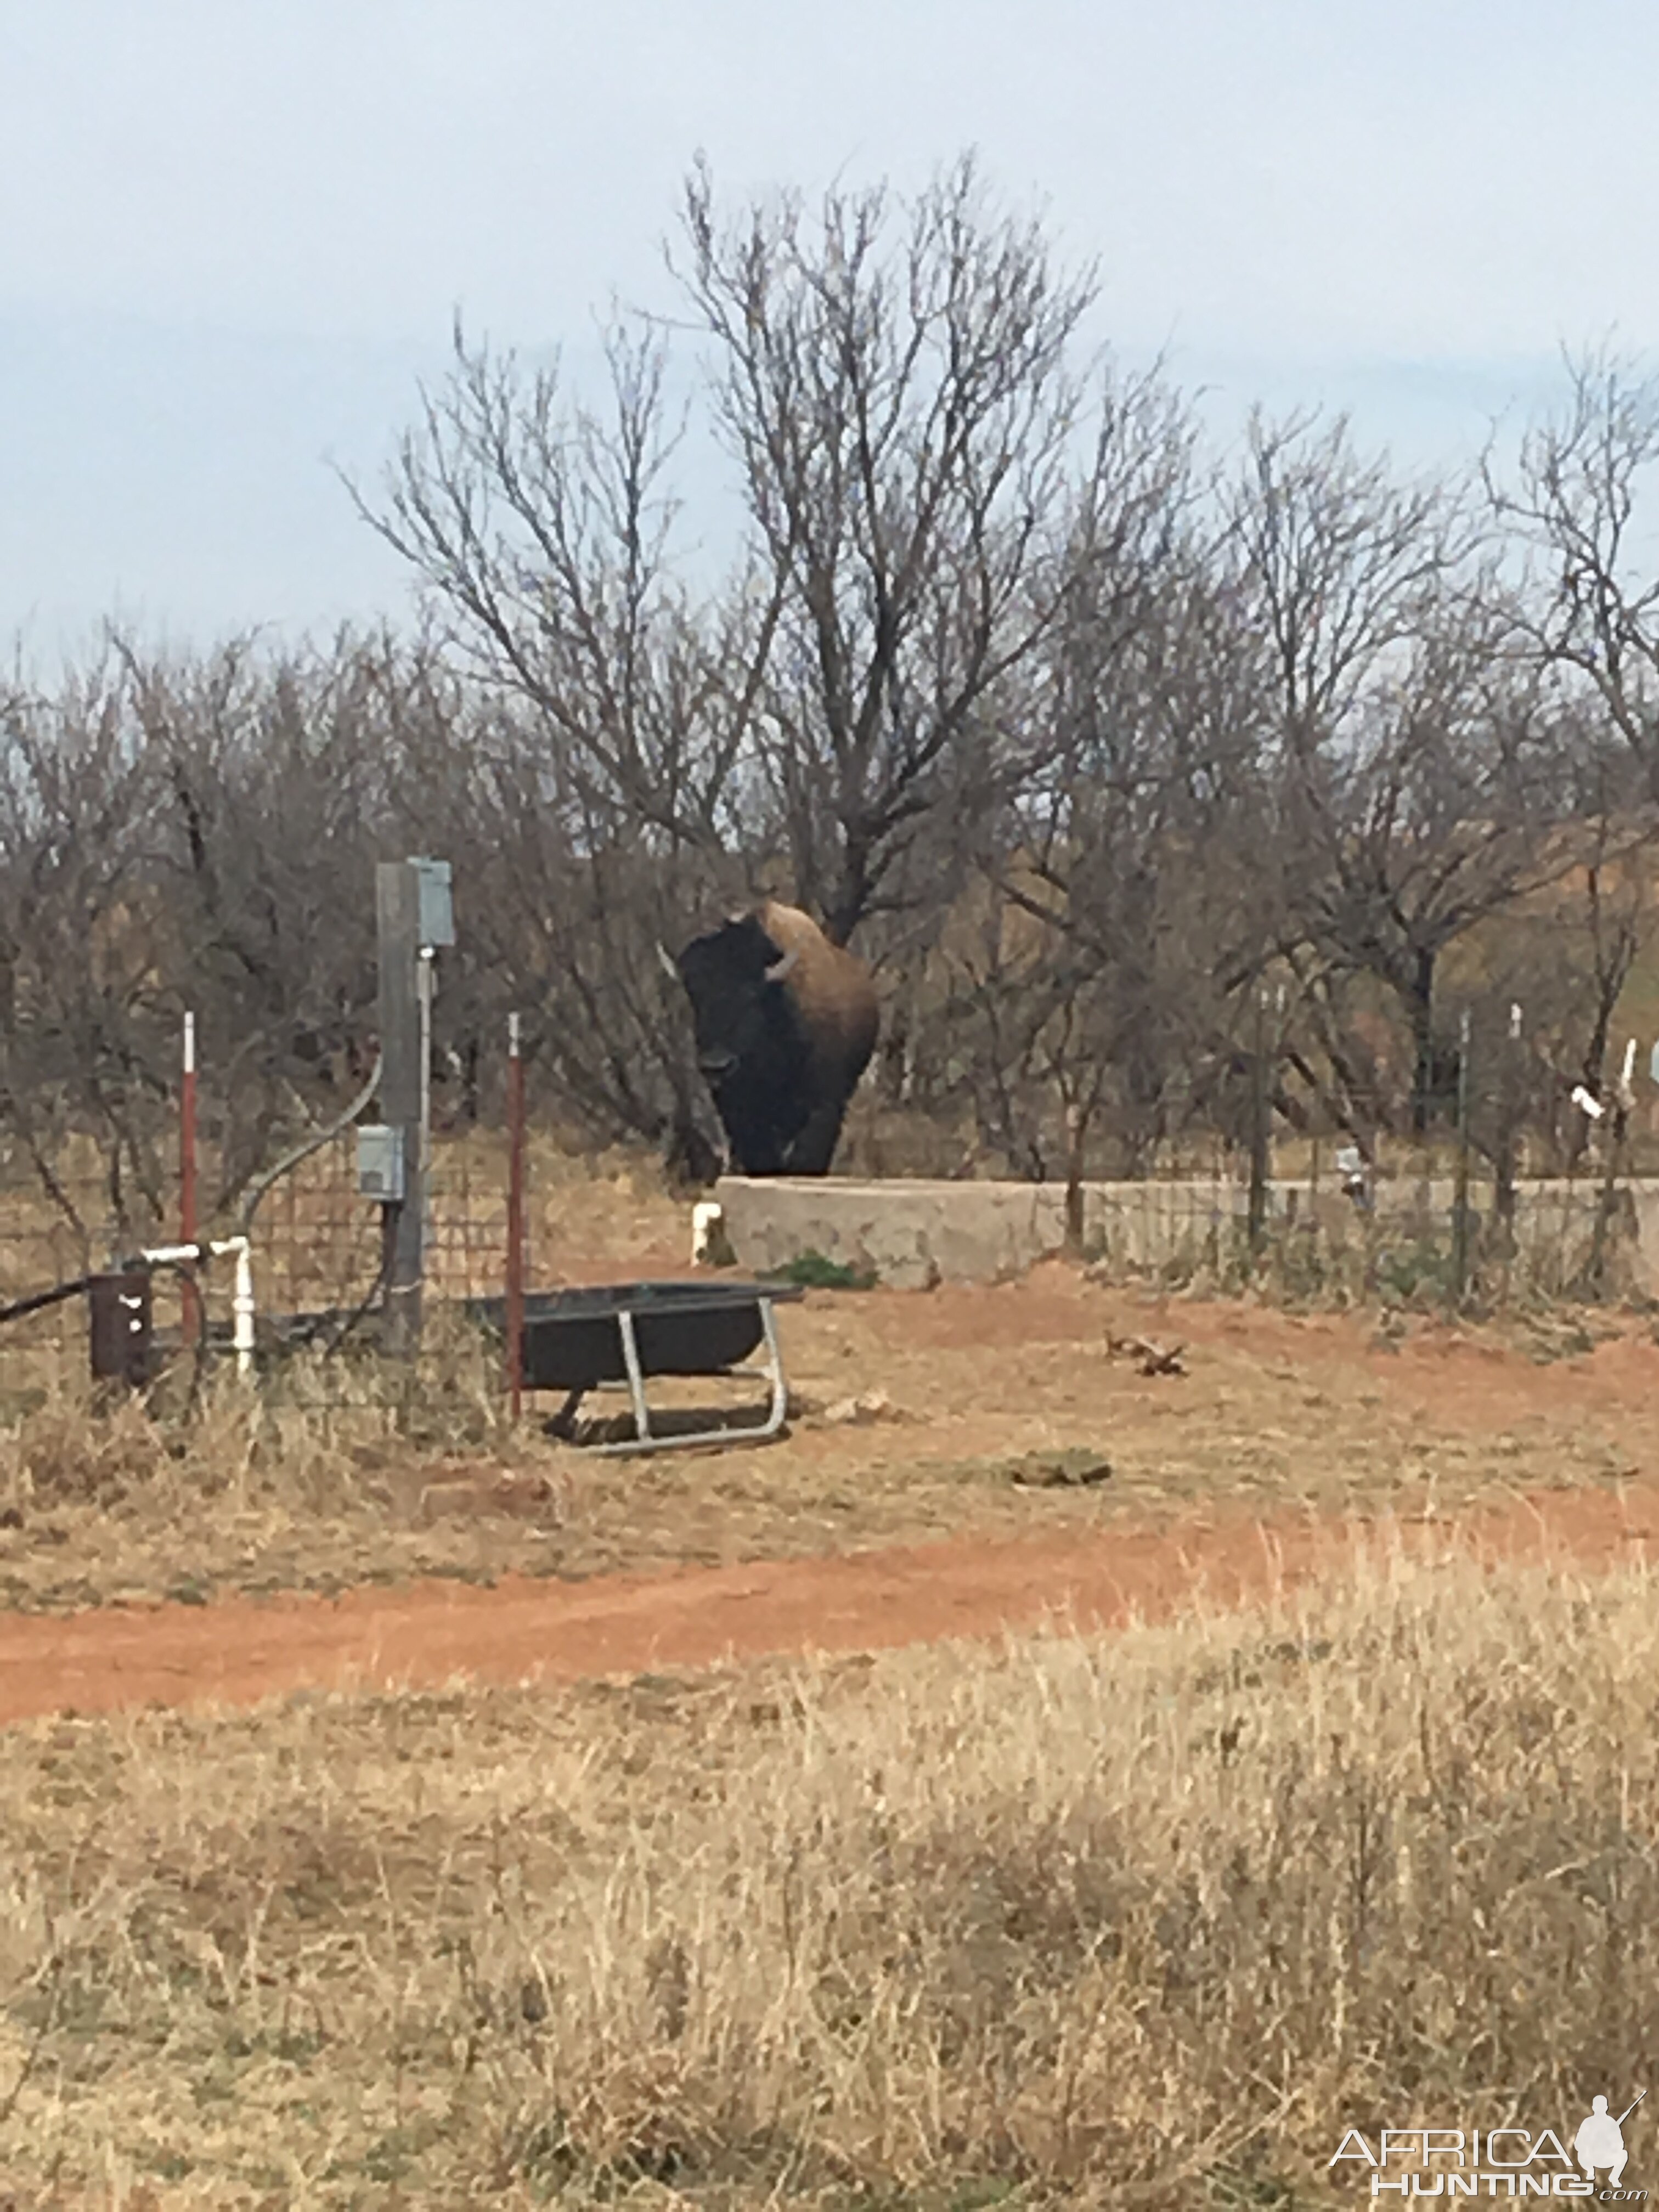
[0,1308,583,1613]
[0,1264,1651,1615]
[0,1541,1656,2206]
[0,1127,1653,1625]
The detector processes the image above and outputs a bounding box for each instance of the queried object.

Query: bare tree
[356,315,769,864]
[118,634,392,1207]
[0,661,173,1248]
[1491,347,1659,801]
[17,176,1658,1231]
[1235,410,1569,1131]
[1501,812,1659,1172]
[381,661,729,1176]
[679,153,1102,943]
[973,449,1277,1184]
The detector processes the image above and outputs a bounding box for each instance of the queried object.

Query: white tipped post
[692,1201,725,1266]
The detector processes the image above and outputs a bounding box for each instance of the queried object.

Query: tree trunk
[1247,994,1271,1262]
[1407,944,1436,1137]
[878,1005,911,1107]
[1063,1101,1088,1253]
[822,834,874,949]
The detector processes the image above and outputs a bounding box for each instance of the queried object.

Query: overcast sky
[3,0,1656,655]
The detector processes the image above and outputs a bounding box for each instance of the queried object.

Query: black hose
[0,1275,95,1328]
[318,1232,395,1358]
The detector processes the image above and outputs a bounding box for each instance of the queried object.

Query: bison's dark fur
[672,901,879,1177]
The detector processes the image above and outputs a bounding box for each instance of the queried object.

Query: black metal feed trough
[466,1279,806,1455]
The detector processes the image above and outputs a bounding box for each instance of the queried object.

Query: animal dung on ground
[1007,1447,1114,1488]
[1106,1331,1187,1376]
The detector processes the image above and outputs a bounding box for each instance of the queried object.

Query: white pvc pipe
[230,1241,255,1375]
[135,1236,257,1378]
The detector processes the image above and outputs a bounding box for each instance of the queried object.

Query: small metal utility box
[356,1123,407,1203]
[409,857,455,949]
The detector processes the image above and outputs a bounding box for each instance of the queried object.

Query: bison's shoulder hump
[749,902,878,1078]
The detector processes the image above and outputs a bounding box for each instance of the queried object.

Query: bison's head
[669,911,799,1081]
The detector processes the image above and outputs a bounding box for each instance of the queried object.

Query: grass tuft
[771,1250,881,1292]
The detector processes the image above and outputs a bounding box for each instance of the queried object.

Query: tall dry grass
[0,1307,563,1613]
[0,1538,1656,2204]
[1,1304,512,1494]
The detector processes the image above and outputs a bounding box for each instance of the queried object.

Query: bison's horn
[764,947,800,984]
[656,942,680,981]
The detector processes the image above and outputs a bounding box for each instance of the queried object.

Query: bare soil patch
[0,1465,1655,1726]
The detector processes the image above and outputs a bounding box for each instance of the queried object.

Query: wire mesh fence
[249,1126,511,1323]
[0,1133,168,1415]
[1062,1158,1648,1308]
[0,1120,515,1416]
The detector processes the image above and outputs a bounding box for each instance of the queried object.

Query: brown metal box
[87,1271,153,1386]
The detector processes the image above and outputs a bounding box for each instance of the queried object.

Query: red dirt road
[2,1476,1655,1725]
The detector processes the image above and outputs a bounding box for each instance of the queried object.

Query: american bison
[665,901,879,1177]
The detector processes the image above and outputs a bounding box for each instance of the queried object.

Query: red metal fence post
[505,1012,525,1421]
[180,1012,200,1344]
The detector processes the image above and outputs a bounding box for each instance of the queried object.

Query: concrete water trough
[712,1172,1659,1293]
[713,1174,1218,1289]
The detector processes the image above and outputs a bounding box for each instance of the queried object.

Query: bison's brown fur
[751,900,880,1096]
[674,900,881,1177]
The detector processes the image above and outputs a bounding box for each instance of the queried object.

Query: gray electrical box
[356,1122,407,1203]
[409,857,455,950]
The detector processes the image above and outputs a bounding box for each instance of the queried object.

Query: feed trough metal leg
[545,1387,585,1441]
[585,1294,793,1458]
[754,1296,788,1441]
[616,1307,653,1445]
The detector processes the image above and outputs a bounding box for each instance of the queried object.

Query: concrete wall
[716,1172,1659,1294]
